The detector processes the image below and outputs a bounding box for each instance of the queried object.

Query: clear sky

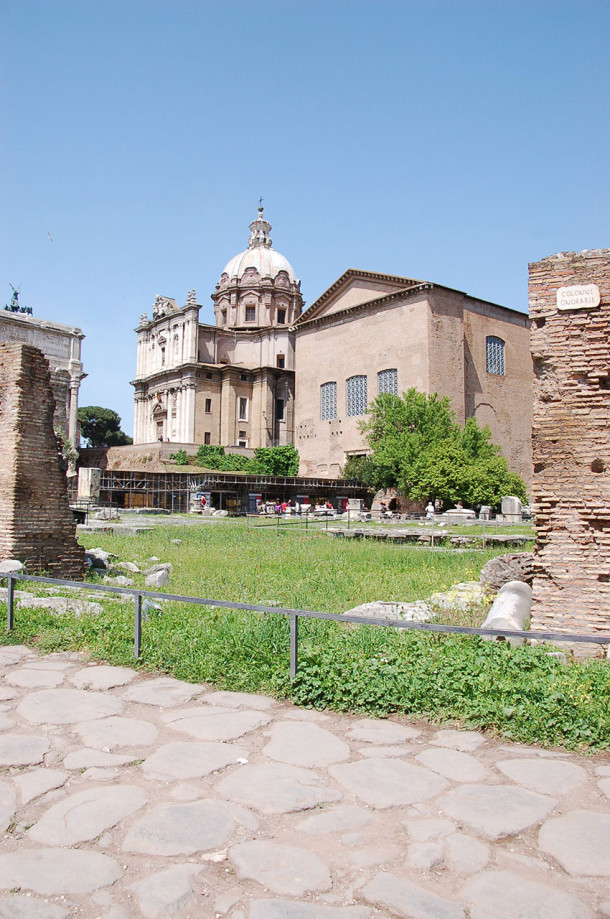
[2,0,609,435]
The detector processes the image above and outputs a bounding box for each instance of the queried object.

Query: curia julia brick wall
[0,343,85,577]
[529,249,610,640]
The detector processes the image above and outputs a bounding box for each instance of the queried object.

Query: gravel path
[0,644,609,918]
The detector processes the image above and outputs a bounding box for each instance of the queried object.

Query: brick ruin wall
[529,249,610,642]
[0,343,85,578]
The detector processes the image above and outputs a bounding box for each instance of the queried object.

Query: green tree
[78,406,133,447]
[358,389,527,510]
[252,445,299,476]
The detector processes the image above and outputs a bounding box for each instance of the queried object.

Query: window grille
[486,336,505,375]
[320,382,337,420]
[377,368,398,395]
[346,375,368,417]
[245,306,256,322]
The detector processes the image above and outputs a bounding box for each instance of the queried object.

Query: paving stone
[128,863,203,918]
[142,740,248,780]
[163,706,271,741]
[0,686,19,700]
[26,660,74,671]
[430,729,485,752]
[70,665,137,690]
[14,768,69,804]
[123,799,236,855]
[0,713,15,730]
[5,669,64,688]
[249,905,371,919]
[444,833,489,875]
[230,840,331,896]
[438,784,557,840]
[0,733,50,766]
[0,648,35,669]
[217,763,341,814]
[28,785,147,845]
[329,758,447,809]
[74,715,159,749]
[17,688,123,724]
[463,869,591,918]
[415,747,487,782]
[263,721,350,767]
[0,848,121,895]
[63,748,139,769]
[538,810,610,876]
[0,778,17,832]
[599,778,610,800]
[122,677,201,706]
[0,896,69,919]
[597,766,610,777]
[82,767,120,782]
[296,803,374,835]
[406,841,445,871]
[495,758,589,795]
[202,690,277,710]
[599,901,610,918]
[404,818,455,841]
[362,871,464,918]
[346,719,420,744]
[357,744,417,758]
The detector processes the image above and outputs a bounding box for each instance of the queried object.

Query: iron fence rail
[3,573,609,679]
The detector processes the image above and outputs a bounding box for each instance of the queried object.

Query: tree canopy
[175,443,300,476]
[78,406,133,447]
[344,389,527,510]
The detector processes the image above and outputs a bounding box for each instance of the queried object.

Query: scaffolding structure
[99,469,368,514]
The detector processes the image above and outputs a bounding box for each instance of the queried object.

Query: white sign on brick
[556,284,601,311]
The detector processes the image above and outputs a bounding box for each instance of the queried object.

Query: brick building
[529,249,610,639]
[131,209,532,484]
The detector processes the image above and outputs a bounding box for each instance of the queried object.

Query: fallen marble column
[480,580,532,646]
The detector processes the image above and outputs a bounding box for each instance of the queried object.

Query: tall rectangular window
[346,375,368,417]
[377,368,398,395]
[238,397,248,421]
[275,398,285,421]
[320,381,337,420]
[204,432,211,445]
[486,336,505,375]
[277,308,286,324]
[245,306,256,322]
[205,398,212,413]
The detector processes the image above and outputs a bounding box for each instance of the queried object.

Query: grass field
[3,519,609,752]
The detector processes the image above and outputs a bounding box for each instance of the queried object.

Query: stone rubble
[0,645,607,918]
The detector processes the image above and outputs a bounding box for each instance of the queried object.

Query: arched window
[320,382,337,420]
[377,368,398,395]
[486,336,505,375]
[346,375,368,417]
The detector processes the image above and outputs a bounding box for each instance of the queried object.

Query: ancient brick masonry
[529,250,610,642]
[0,343,85,577]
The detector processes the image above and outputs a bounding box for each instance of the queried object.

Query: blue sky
[2,0,609,434]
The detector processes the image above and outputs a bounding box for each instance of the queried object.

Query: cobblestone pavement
[0,645,609,919]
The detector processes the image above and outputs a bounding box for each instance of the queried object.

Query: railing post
[6,576,14,631]
[431,521,434,548]
[134,593,142,658]
[290,613,299,679]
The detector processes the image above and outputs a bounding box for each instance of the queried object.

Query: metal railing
[3,573,608,678]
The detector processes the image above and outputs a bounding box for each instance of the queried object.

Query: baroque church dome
[220,207,298,283]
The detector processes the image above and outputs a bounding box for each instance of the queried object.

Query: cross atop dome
[248,203,272,249]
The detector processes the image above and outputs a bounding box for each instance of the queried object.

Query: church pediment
[299,269,422,323]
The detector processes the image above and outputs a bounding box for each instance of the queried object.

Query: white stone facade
[0,307,85,449]
[132,209,301,449]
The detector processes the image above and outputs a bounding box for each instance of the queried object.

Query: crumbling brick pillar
[0,343,85,577]
[529,250,610,643]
